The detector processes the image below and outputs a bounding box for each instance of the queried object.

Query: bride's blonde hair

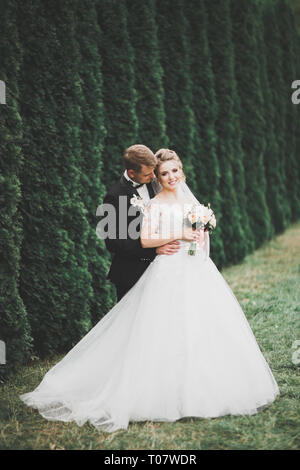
[154,148,186,181]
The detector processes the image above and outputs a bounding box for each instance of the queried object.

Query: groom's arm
[102,193,157,259]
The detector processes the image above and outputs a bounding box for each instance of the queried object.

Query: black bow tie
[128,180,144,189]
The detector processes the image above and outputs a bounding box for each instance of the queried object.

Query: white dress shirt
[124,170,150,205]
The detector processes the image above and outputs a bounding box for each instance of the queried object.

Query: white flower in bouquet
[209,213,217,229]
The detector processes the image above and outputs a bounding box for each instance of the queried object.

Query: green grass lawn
[1,222,299,450]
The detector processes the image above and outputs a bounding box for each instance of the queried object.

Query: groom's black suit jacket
[102,175,157,297]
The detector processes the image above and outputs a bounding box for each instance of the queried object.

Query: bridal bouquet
[184,203,217,255]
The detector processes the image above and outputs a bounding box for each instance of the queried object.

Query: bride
[20,149,279,432]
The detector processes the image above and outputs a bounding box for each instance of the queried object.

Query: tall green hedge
[96,0,138,187]
[0,1,32,380]
[231,0,273,247]
[126,0,168,152]
[18,0,92,357]
[262,0,292,232]
[204,0,250,265]
[276,0,300,220]
[0,0,299,377]
[75,0,115,325]
[297,32,300,199]
[155,0,198,194]
[184,0,225,268]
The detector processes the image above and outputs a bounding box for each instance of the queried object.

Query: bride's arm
[141,228,183,248]
[140,205,194,248]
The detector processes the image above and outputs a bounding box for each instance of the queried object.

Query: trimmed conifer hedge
[231,0,274,248]
[0,0,299,378]
[96,0,138,187]
[126,0,168,152]
[204,0,250,264]
[17,0,92,357]
[156,0,198,194]
[0,1,32,380]
[184,0,225,268]
[262,0,292,232]
[75,0,115,326]
[276,0,300,221]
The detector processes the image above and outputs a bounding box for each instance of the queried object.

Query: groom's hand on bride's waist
[156,241,180,255]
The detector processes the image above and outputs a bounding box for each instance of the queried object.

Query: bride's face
[158,160,181,190]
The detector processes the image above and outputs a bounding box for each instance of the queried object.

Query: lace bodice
[143,201,210,258]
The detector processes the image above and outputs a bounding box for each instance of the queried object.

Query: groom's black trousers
[116,284,131,302]
[114,258,154,301]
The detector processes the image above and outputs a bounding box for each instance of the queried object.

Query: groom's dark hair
[123,144,157,173]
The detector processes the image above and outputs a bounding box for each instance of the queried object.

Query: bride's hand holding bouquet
[184,203,217,256]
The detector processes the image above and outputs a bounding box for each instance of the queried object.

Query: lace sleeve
[141,203,161,241]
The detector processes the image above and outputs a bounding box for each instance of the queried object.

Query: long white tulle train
[20,238,279,432]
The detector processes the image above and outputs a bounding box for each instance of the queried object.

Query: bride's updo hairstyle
[154,148,186,181]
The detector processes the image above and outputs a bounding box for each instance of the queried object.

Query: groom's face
[128,165,156,185]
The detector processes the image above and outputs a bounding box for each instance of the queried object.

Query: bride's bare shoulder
[150,194,167,205]
[145,195,169,215]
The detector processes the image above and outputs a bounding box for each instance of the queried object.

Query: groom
[102,144,180,301]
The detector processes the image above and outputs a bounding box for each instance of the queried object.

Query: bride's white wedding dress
[20,200,279,433]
